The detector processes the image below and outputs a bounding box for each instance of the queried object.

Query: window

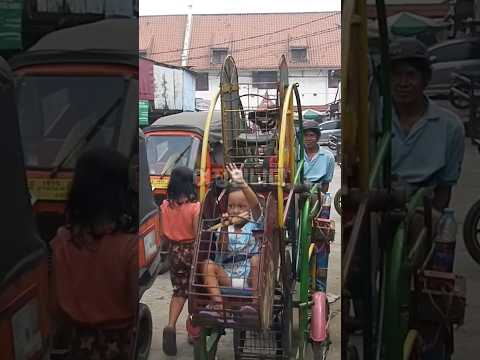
[196,73,209,91]
[16,76,125,169]
[291,47,308,63]
[252,71,278,89]
[211,48,228,64]
[328,70,340,88]
[145,136,198,175]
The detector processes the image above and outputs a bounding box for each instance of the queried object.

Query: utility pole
[181,3,193,67]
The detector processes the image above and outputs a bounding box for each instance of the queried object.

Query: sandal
[162,326,177,356]
[199,304,235,325]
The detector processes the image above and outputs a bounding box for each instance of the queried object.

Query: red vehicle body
[7,20,162,359]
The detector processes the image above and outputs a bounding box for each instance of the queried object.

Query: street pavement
[142,160,342,360]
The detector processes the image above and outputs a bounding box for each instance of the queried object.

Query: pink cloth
[160,200,200,242]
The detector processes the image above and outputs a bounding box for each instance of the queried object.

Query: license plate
[150,176,169,190]
[27,178,71,201]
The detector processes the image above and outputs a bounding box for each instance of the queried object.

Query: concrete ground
[142,160,342,359]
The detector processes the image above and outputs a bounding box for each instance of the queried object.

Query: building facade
[140,12,341,112]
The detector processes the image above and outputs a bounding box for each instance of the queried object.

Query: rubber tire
[334,189,341,216]
[463,199,480,265]
[135,303,152,360]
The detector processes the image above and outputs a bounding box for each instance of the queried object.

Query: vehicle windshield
[16,76,126,169]
[146,135,199,176]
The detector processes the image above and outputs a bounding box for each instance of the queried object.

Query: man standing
[302,120,336,193]
[389,38,465,360]
[390,38,465,211]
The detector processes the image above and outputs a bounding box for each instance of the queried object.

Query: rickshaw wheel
[135,303,152,360]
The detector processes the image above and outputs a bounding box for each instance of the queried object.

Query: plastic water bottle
[319,192,332,219]
[431,208,457,273]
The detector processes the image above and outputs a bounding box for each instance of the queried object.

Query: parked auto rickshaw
[137,129,163,360]
[9,19,138,244]
[0,57,50,359]
[7,20,162,359]
[143,112,223,274]
[143,111,224,204]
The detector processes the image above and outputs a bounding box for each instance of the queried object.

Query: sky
[139,0,340,16]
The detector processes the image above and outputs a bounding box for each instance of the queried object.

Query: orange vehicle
[143,111,224,204]
[8,20,162,359]
[9,19,138,244]
[0,57,50,359]
[136,129,163,359]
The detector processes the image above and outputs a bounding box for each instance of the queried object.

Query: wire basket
[189,190,279,331]
[233,300,289,360]
[221,83,293,186]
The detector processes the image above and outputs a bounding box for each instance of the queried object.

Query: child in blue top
[201,163,262,309]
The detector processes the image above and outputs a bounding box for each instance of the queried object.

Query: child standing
[201,163,263,309]
[51,148,137,360]
[160,166,200,356]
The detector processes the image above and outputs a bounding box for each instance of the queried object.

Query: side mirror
[429,55,437,63]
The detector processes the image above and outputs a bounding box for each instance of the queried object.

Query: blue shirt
[215,217,264,279]
[303,146,336,183]
[392,97,465,187]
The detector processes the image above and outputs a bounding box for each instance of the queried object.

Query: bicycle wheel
[463,199,480,265]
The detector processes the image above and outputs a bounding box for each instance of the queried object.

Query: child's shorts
[170,241,194,297]
[218,254,260,289]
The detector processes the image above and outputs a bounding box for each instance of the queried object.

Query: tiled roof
[140,12,340,70]
[139,15,187,66]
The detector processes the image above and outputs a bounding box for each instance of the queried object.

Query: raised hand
[226,163,245,186]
